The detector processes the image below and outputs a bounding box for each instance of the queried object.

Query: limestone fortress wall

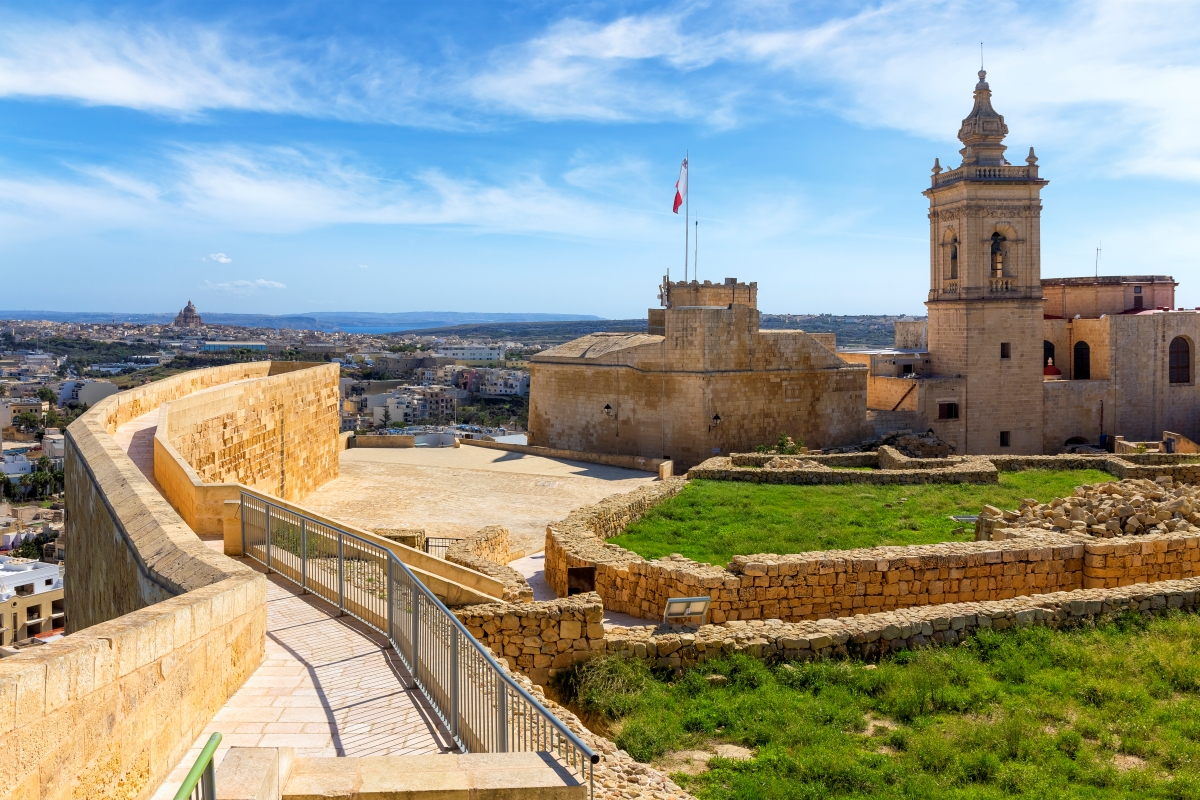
[0,362,346,800]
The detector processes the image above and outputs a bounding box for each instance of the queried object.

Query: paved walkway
[304,446,657,555]
[112,410,455,800]
[112,408,163,491]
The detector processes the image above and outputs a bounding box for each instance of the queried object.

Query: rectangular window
[938,402,959,420]
[1000,431,1011,447]
[1000,342,1011,359]
[902,363,914,374]
[1134,286,1142,294]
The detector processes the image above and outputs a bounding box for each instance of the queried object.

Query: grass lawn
[609,470,1113,564]
[558,614,1200,799]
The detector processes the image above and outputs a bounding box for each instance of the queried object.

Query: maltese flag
[672,157,688,213]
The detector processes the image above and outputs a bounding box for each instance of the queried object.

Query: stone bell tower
[923,71,1048,454]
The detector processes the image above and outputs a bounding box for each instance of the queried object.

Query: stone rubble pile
[983,477,1200,539]
[763,457,827,470]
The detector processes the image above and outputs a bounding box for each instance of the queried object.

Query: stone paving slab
[151,568,456,799]
[303,446,657,556]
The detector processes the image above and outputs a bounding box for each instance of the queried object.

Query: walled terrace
[6,362,639,800]
[534,451,1200,642]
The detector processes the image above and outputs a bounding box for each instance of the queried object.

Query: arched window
[1073,341,1091,380]
[949,243,958,279]
[990,232,1006,277]
[1044,340,1055,367]
[1170,337,1191,384]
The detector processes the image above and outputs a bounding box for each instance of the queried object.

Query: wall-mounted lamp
[603,404,617,420]
[709,413,721,431]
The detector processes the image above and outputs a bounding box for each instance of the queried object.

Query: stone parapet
[446,526,533,602]
[688,455,998,485]
[454,593,606,686]
[604,574,1200,668]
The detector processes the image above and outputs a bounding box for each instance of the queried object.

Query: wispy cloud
[4,3,1200,179]
[0,144,667,239]
[0,18,303,116]
[206,252,232,263]
[204,278,286,295]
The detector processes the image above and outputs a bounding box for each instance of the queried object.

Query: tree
[15,412,40,430]
[381,407,392,427]
[36,456,52,473]
[0,382,8,397]
[17,475,31,500]
[36,387,57,404]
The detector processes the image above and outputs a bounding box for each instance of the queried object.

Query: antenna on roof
[1095,241,1102,278]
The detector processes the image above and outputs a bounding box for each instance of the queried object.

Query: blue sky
[2,0,1198,318]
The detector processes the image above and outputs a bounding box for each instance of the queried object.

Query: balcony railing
[942,280,959,294]
[989,277,1016,293]
[240,493,596,792]
[933,165,1037,186]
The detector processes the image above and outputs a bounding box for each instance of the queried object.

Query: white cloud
[206,253,232,263]
[0,144,670,240]
[5,3,1200,180]
[0,18,303,116]
[204,278,286,295]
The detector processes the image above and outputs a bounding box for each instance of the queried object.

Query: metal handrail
[239,492,597,793]
[173,732,221,800]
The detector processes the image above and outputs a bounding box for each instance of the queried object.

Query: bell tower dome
[922,71,1048,455]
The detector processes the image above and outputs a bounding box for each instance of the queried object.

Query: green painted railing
[172,732,222,800]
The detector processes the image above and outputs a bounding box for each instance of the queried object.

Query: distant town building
[0,400,48,428]
[173,300,203,328]
[200,341,267,352]
[434,345,505,363]
[57,379,119,408]
[0,554,64,647]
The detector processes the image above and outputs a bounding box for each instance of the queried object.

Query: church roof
[533,332,662,361]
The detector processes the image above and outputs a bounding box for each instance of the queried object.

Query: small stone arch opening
[942,228,959,280]
[1073,341,1091,380]
[1170,336,1191,384]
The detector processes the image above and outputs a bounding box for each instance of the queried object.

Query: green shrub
[552,655,651,720]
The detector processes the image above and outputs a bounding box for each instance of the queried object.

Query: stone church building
[529,70,1200,465]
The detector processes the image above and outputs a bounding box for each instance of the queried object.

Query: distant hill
[0,310,602,332]
[401,314,920,348]
[400,319,647,345]
[760,314,919,348]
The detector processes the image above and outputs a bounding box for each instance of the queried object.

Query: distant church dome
[174,300,203,328]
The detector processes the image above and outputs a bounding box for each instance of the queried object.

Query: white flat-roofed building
[434,345,505,362]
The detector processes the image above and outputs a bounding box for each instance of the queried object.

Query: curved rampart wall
[0,363,320,800]
[152,363,340,535]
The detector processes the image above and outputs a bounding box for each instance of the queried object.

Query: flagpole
[684,150,689,283]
